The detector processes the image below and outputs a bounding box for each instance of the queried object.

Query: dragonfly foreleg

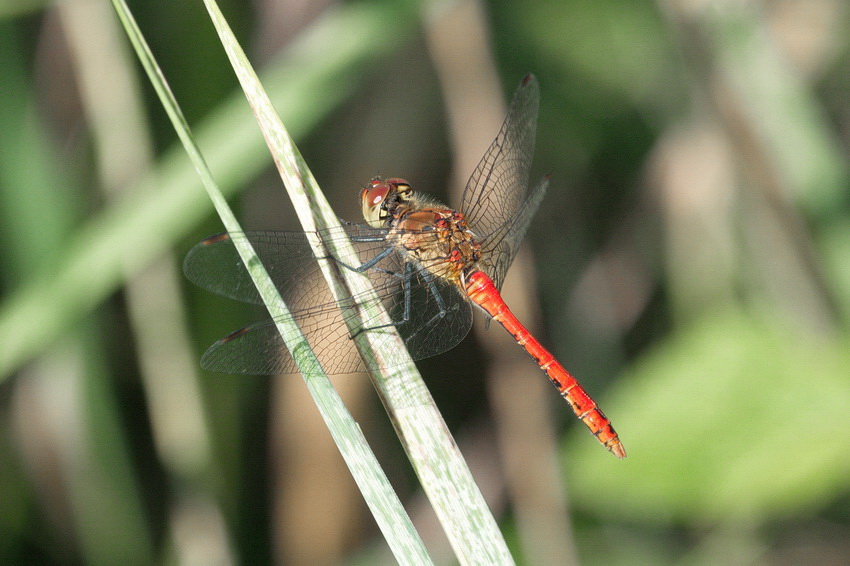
[326,245,397,274]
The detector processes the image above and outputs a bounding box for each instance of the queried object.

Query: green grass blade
[0,0,419,381]
[201,1,514,563]
[0,26,154,565]
[111,0,432,562]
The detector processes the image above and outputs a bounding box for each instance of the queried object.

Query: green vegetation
[1,0,848,564]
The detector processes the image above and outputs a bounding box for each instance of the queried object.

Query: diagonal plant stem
[200,1,514,563]
[0,0,419,382]
[111,0,432,562]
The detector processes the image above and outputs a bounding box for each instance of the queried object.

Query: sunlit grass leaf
[112,0,434,561]
[0,0,420,380]
[197,2,515,561]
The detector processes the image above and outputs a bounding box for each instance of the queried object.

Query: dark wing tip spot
[202,233,231,246]
[219,326,251,343]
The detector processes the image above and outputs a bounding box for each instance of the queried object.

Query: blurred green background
[2,0,850,564]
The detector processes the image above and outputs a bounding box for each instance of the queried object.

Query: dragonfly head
[360,177,412,228]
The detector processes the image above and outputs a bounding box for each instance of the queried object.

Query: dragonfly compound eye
[361,177,413,228]
[361,179,391,228]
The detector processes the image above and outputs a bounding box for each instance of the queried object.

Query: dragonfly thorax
[390,207,482,287]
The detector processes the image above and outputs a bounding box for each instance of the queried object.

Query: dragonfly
[185,74,625,458]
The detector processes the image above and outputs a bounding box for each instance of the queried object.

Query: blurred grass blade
[111,0,432,562]
[0,26,154,566]
[567,307,850,524]
[201,0,514,563]
[0,0,419,381]
[60,0,233,561]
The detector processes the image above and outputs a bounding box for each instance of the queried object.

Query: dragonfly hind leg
[327,245,458,345]
[350,262,456,343]
[348,261,413,338]
[401,267,461,343]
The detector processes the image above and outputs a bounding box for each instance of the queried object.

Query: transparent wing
[184,228,473,375]
[477,175,549,290]
[459,73,544,290]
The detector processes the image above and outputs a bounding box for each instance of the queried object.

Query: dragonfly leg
[351,262,414,338]
[328,245,397,274]
[400,268,459,343]
[333,246,457,342]
[347,232,387,244]
[424,269,448,313]
[356,267,458,345]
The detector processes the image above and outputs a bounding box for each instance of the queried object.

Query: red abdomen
[464,270,625,458]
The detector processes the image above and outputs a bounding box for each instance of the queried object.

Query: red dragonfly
[185,74,625,458]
